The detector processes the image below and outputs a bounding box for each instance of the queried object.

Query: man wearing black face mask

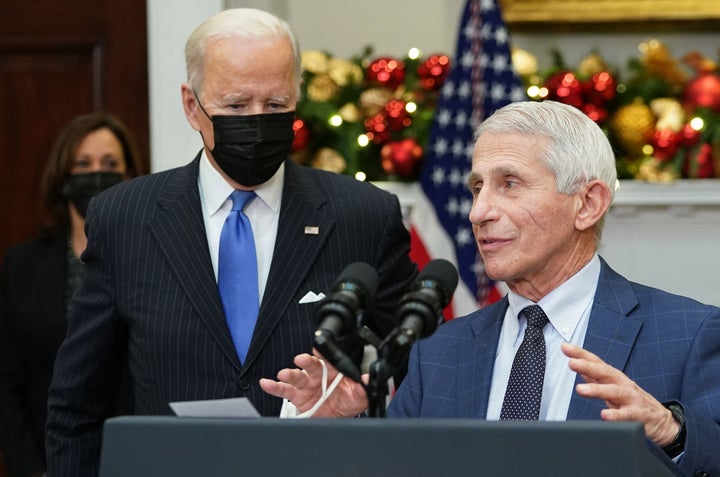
[46,8,418,476]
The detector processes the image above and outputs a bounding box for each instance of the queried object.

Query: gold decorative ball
[311,147,347,174]
[610,100,656,156]
[306,74,339,102]
[328,58,363,86]
[301,50,329,74]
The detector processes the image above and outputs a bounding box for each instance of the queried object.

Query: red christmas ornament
[380,138,423,177]
[417,54,451,90]
[678,123,701,147]
[581,103,608,123]
[366,57,406,90]
[585,71,617,104]
[683,72,720,113]
[649,129,680,161]
[694,143,715,178]
[364,113,390,144]
[545,71,583,108]
[292,118,311,151]
[383,99,411,132]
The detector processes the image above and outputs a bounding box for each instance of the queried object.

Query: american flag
[409,0,526,317]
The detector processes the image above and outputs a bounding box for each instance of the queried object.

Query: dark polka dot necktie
[500,305,549,421]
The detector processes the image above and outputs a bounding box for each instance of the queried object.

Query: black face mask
[195,94,295,186]
[61,172,123,217]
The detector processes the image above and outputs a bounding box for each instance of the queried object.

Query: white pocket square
[299,291,326,304]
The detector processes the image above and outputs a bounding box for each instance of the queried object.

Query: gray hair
[185,8,302,95]
[474,100,617,237]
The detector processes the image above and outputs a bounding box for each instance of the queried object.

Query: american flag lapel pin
[304,226,319,235]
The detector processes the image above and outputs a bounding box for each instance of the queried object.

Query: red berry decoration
[380,138,423,177]
[292,118,311,151]
[678,123,701,147]
[693,143,715,178]
[545,71,583,108]
[585,71,616,104]
[649,129,680,161]
[364,113,390,144]
[418,54,451,91]
[383,99,411,132]
[367,57,405,90]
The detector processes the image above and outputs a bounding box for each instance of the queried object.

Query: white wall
[147,0,222,173]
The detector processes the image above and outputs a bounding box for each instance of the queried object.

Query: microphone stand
[366,328,414,417]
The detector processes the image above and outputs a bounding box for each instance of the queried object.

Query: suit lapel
[243,160,334,367]
[457,299,507,418]
[567,258,642,419]
[147,157,241,368]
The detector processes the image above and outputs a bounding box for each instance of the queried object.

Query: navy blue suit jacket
[46,157,417,476]
[389,258,720,477]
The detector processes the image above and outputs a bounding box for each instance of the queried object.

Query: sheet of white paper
[169,397,261,418]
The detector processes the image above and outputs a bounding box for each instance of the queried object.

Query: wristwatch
[662,401,686,459]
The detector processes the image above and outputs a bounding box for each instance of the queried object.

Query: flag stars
[441,80,455,99]
[437,109,452,127]
[455,226,473,246]
[449,168,465,187]
[460,197,473,216]
[457,81,472,98]
[431,166,445,186]
[481,0,496,12]
[495,26,508,44]
[454,110,468,129]
[452,139,466,157]
[433,137,449,156]
[446,197,460,216]
[492,54,509,73]
[461,50,475,69]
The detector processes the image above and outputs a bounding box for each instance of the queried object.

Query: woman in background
[0,112,142,477]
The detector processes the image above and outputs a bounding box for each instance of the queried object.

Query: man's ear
[181,83,201,131]
[575,179,612,231]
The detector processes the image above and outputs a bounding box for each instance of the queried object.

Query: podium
[99,416,682,477]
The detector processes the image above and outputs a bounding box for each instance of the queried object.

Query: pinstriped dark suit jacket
[388,258,720,477]
[46,156,417,476]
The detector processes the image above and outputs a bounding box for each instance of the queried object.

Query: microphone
[379,259,458,372]
[313,262,379,382]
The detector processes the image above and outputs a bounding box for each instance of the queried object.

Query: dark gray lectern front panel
[99,417,681,477]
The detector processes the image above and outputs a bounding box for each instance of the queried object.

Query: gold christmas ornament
[511,47,538,77]
[639,39,688,92]
[301,50,329,74]
[359,87,394,117]
[306,74,339,102]
[328,58,363,86]
[635,157,678,183]
[650,98,685,132]
[578,52,609,77]
[311,147,347,174]
[610,100,656,156]
[338,103,363,123]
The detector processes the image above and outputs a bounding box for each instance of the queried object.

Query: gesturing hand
[562,342,680,447]
[259,349,369,418]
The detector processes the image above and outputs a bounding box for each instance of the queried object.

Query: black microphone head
[418,259,458,306]
[332,262,379,307]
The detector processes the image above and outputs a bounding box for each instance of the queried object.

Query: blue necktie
[500,305,549,420]
[218,190,259,365]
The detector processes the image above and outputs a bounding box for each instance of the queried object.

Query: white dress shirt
[197,150,283,303]
[485,254,601,420]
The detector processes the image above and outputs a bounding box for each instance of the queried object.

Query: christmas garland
[292,40,720,182]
